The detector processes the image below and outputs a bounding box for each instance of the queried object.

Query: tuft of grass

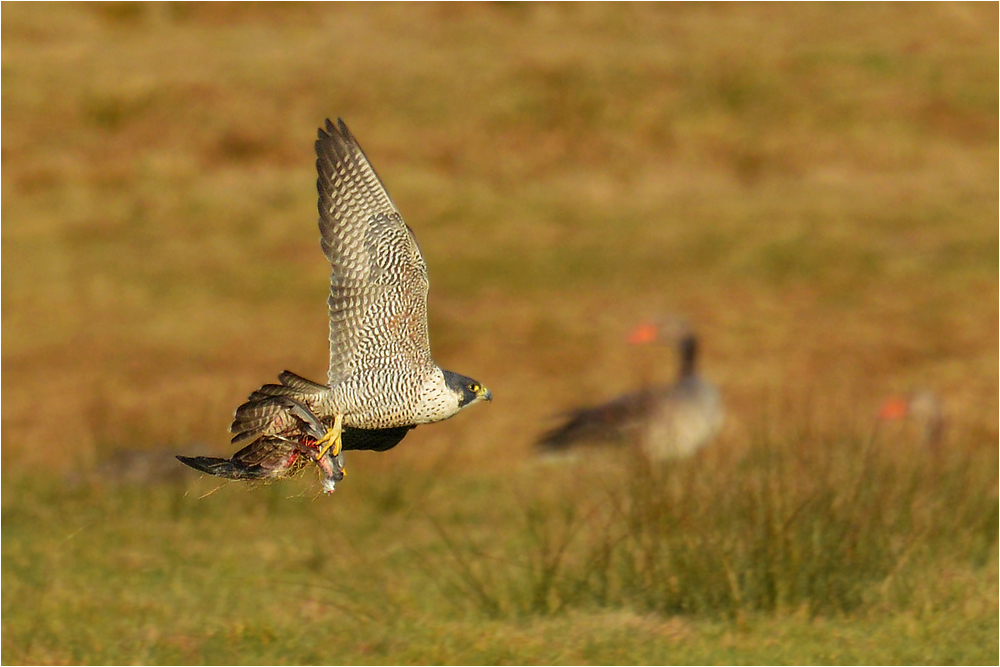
[429,409,997,622]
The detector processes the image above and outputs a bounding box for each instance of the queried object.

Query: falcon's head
[443,370,493,409]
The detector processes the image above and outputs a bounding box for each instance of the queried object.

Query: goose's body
[537,331,723,461]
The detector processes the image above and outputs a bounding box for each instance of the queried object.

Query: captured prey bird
[178,394,345,490]
[177,119,492,492]
[535,320,722,461]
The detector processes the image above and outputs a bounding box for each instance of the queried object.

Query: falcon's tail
[231,372,328,445]
[175,455,271,480]
[177,430,314,481]
[246,370,328,401]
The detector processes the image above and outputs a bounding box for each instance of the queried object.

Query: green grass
[428,421,997,622]
[3,420,996,664]
[3,3,997,664]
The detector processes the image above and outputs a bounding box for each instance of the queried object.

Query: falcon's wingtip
[318,117,352,141]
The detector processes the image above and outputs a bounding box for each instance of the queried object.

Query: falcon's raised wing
[316,119,433,387]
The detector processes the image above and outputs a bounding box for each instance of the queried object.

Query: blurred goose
[877,389,944,450]
[536,320,723,461]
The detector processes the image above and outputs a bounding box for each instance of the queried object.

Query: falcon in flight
[178,119,492,492]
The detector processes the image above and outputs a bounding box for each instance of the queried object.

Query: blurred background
[3,3,997,663]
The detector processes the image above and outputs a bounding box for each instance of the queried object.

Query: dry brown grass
[4,3,996,471]
[2,3,997,663]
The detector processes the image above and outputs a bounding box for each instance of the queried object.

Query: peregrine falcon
[178,119,491,492]
[535,321,722,461]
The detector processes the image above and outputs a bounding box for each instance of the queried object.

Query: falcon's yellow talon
[315,431,340,458]
[315,413,344,459]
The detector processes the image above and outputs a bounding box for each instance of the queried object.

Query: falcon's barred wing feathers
[317,119,433,386]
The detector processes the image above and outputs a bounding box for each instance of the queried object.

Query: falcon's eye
[468,383,480,393]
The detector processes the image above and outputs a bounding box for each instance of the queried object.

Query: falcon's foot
[315,413,344,459]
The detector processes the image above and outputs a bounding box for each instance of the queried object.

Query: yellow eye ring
[469,383,480,393]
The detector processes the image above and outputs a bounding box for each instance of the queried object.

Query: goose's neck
[678,334,698,378]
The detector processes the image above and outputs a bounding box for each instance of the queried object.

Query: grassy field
[3,3,997,664]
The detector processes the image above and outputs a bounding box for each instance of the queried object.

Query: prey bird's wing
[316,119,433,386]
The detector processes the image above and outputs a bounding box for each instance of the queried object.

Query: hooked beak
[477,385,493,403]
